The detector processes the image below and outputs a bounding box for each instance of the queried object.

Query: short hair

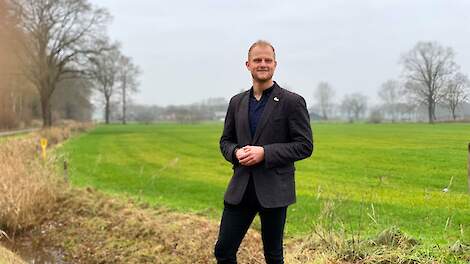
[248,40,276,59]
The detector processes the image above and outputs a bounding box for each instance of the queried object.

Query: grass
[0,131,32,143]
[0,245,25,264]
[60,123,470,246]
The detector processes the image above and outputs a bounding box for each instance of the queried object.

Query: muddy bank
[4,187,264,264]
[2,237,64,264]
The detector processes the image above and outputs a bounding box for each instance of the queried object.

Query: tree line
[3,1,466,127]
[0,0,140,129]
[313,41,469,124]
[126,41,469,125]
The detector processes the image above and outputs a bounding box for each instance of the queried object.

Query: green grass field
[60,123,470,245]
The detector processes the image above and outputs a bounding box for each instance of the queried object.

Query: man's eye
[265,59,273,63]
[254,59,261,63]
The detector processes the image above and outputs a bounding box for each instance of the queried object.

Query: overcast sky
[90,0,470,108]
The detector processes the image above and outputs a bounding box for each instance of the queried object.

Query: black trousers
[214,175,287,264]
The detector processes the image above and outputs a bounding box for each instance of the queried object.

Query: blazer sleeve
[263,95,313,168]
[220,97,239,165]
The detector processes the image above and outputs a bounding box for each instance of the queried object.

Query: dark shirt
[248,84,274,137]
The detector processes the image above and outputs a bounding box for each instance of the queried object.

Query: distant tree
[0,0,38,129]
[194,97,226,120]
[9,0,110,127]
[204,97,227,106]
[52,74,93,121]
[88,41,121,124]
[401,41,459,124]
[378,79,401,122]
[368,106,384,124]
[340,93,368,122]
[108,100,122,122]
[0,3,19,128]
[340,96,353,122]
[314,81,335,120]
[130,104,157,124]
[442,72,469,120]
[396,102,418,121]
[118,56,140,124]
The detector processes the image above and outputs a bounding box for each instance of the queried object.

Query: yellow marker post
[40,138,48,160]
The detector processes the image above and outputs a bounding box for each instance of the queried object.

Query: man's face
[246,45,277,82]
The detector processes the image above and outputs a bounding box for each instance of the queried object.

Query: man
[214,40,313,264]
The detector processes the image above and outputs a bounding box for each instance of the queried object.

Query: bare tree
[378,79,402,122]
[52,73,93,121]
[401,41,459,124]
[118,56,140,124]
[396,102,418,122]
[130,104,158,124]
[340,93,368,122]
[9,0,110,127]
[314,81,335,120]
[442,72,469,120]
[88,41,121,124]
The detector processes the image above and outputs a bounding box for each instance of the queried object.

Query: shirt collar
[249,82,275,99]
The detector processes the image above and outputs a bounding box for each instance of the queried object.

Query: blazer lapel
[239,91,252,143]
[252,84,281,144]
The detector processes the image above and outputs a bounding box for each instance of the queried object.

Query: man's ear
[245,60,250,70]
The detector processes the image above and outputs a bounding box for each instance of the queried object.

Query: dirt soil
[9,187,266,264]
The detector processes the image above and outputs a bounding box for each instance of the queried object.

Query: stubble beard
[251,72,274,83]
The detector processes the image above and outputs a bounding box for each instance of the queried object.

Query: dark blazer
[220,82,313,208]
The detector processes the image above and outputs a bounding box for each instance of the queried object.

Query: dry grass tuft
[38,126,71,145]
[0,137,61,237]
[372,226,419,248]
[0,245,26,264]
[0,121,92,237]
[37,122,93,145]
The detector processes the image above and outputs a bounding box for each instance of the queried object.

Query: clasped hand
[235,145,264,166]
